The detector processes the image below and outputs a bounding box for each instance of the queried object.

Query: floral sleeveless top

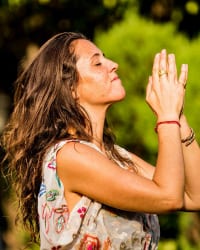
[38,140,160,250]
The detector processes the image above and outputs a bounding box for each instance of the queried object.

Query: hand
[179,64,188,118]
[146,49,188,121]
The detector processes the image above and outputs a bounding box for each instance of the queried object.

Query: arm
[56,50,186,214]
[172,62,200,210]
[180,115,200,210]
[128,115,200,212]
[57,137,183,214]
[137,52,200,211]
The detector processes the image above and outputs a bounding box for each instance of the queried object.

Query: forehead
[74,39,102,58]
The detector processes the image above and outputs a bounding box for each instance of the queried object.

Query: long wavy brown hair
[1,32,133,242]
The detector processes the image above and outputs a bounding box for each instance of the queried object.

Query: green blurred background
[0,0,200,249]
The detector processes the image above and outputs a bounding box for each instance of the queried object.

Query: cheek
[78,74,108,94]
[76,82,95,101]
[76,82,108,105]
[85,72,108,85]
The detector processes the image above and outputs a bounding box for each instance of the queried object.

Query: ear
[71,85,79,100]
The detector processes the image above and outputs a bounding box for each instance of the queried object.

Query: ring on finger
[158,69,168,77]
[180,81,187,89]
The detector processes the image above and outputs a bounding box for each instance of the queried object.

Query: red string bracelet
[154,120,181,133]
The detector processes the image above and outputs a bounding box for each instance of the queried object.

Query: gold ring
[179,81,186,89]
[158,69,167,77]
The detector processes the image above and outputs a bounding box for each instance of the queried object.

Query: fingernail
[154,53,160,60]
[168,54,175,60]
[182,64,188,70]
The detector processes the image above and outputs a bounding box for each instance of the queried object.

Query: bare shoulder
[56,140,117,190]
[56,140,106,171]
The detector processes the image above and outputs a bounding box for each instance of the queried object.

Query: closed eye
[95,63,102,66]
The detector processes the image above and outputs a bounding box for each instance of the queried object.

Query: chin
[118,89,126,100]
[107,88,126,104]
[113,91,126,103]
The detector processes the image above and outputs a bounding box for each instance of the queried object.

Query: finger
[159,49,167,71]
[168,53,177,84]
[146,76,157,115]
[146,76,152,101]
[152,53,160,84]
[179,99,185,118]
[159,49,168,80]
[178,64,188,89]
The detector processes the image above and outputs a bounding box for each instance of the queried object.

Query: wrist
[180,114,187,124]
[179,115,191,136]
[157,114,180,123]
[155,120,181,133]
[181,128,195,147]
[180,116,189,130]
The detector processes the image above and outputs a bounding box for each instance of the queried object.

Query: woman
[1,32,200,249]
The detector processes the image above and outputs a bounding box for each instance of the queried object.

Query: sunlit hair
[1,32,133,242]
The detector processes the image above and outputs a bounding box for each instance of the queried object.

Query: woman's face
[74,39,126,110]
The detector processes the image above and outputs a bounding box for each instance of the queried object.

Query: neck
[91,117,105,150]
[86,106,108,150]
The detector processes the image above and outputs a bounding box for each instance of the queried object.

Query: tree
[0,0,129,95]
[138,0,200,38]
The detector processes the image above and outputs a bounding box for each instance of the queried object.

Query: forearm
[153,123,185,205]
[180,115,200,209]
[145,49,187,208]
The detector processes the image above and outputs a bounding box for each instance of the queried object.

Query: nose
[109,59,118,72]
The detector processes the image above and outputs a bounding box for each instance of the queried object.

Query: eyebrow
[90,52,105,60]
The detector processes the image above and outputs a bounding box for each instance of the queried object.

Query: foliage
[138,0,200,39]
[0,0,129,94]
[95,10,200,249]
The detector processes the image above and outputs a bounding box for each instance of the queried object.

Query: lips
[111,76,119,82]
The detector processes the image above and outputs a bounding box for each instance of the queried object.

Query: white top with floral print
[38,140,160,250]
